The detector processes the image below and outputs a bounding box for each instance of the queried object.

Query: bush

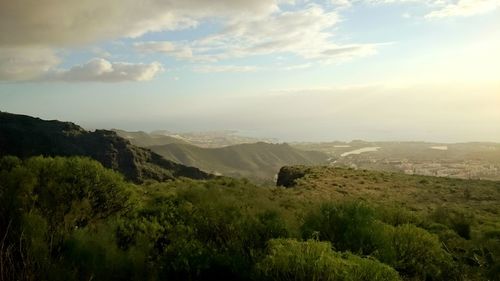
[375,205,420,226]
[431,207,474,240]
[474,230,500,281]
[389,224,455,280]
[62,225,150,281]
[1,155,492,281]
[1,156,133,233]
[301,202,388,255]
[256,239,401,281]
[0,156,134,281]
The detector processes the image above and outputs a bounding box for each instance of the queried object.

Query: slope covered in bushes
[1,156,499,280]
[149,142,327,183]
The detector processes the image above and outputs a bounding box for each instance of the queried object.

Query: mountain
[148,142,328,182]
[0,112,211,182]
[112,129,187,147]
[114,129,277,148]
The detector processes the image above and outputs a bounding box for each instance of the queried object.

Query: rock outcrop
[276,166,311,187]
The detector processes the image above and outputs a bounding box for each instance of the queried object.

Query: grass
[280,166,500,228]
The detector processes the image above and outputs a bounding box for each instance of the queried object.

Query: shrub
[0,156,134,281]
[256,239,401,281]
[474,230,500,281]
[1,156,133,233]
[63,226,150,281]
[431,207,474,240]
[375,205,419,226]
[301,202,388,255]
[389,224,455,280]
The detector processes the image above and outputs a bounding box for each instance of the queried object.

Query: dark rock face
[0,111,212,182]
[276,166,310,187]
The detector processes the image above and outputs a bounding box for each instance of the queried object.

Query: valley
[293,141,500,181]
[114,128,500,183]
[114,130,328,183]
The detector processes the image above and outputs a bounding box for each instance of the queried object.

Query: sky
[0,0,499,142]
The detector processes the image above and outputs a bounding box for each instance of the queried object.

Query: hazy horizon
[1,0,499,143]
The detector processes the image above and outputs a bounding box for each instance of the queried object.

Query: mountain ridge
[0,111,212,182]
[149,141,328,182]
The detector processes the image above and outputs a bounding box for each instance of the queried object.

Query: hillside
[277,165,500,227]
[114,129,276,148]
[0,112,211,182]
[112,129,188,147]
[2,157,499,280]
[149,142,328,182]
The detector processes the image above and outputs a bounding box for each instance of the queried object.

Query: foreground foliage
[0,156,499,281]
[257,239,400,281]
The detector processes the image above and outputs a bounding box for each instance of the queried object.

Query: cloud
[209,5,342,60]
[0,52,164,82]
[0,48,60,81]
[332,0,500,18]
[282,63,313,70]
[135,41,194,60]
[0,0,280,81]
[3,0,493,82]
[138,5,377,64]
[45,58,164,82]
[0,0,280,48]
[193,65,259,73]
[1,3,377,81]
[330,0,354,8]
[426,0,500,18]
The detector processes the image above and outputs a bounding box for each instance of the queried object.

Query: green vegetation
[257,239,400,281]
[278,165,500,228]
[1,156,499,280]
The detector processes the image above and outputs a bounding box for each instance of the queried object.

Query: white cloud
[282,63,313,70]
[330,0,354,8]
[193,65,260,73]
[45,58,164,82]
[331,0,500,18]
[0,48,60,81]
[426,0,500,18]
[0,50,165,82]
[135,41,194,60]
[139,5,377,64]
